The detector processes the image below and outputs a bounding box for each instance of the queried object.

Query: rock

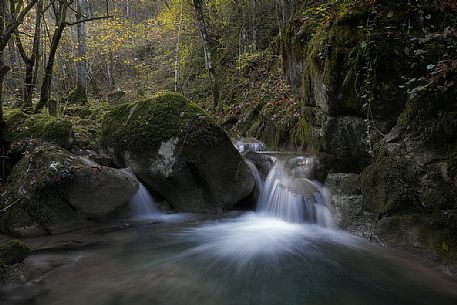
[325,173,360,196]
[0,144,139,237]
[241,151,274,180]
[66,86,88,105]
[66,157,139,217]
[0,240,31,265]
[360,156,418,217]
[4,110,74,149]
[317,116,372,173]
[325,173,368,233]
[74,149,113,167]
[100,92,254,212]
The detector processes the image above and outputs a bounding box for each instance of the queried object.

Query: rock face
[325,173,372,238]
[100,92,254,212]
[0,144,139,237]
[280,2,457,269]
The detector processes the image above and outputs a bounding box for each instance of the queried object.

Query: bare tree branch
[0,0,39,51]
[65,15,113,26]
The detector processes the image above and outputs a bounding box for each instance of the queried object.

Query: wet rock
[100,92,254,212]
[325,173,369,234]
[241,151,274,180]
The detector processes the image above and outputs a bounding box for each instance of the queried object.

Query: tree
[35,0,111,113]
[174,0,183,92]
[15,0,44,110]
[0,0,39,126]
[35,0,71,113]
[75,0,88,102]
[192,0,219,108]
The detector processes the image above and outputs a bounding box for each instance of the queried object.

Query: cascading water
[234,139,265,152]
[253,156,333,227]
[122,168,161,220]
[129,183,160,219]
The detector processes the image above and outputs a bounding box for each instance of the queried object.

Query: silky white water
[253,156,333,227]
[122,168,189,222]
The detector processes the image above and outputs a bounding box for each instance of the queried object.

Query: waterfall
[235,140,265,152]
[122,168,161,219]
[255,157,333,227]
[130,183,160,219]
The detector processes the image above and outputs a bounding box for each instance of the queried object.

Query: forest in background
[0,0,303,114]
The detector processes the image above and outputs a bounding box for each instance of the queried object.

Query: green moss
[101,92,211,158]
[0,240,31,265]
[66,86,88,105]
[5,111,73,149]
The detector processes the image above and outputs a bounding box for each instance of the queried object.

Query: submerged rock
[0,144,139,237]
[100,92,254,212]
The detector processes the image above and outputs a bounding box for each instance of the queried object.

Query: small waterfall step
[247,155,333,228]
[122,168,161,220]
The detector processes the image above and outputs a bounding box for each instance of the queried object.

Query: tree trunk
[75,0,88,98]
[251,0,257,52]
[35,1,69,113]
[174,0,183,92]
[192,0,219,108]
[0,0,7,130]
[15,0,43,109]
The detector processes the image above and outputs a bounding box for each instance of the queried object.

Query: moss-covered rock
[66,86,88,105]
[100,92,254,212]
[0,144,138,237]
[4,109,74,149]
[0,240,31,265]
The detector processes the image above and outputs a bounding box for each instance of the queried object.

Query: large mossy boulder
[100,92,255,212]
[0,144,139,237]
[4,110,74,149]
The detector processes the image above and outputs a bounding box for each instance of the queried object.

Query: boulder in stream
[100,92,255,212]
[0,144,139,237]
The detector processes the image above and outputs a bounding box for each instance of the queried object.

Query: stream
[2,154,457,305]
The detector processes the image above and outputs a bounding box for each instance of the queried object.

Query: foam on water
[179,213,359,267]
